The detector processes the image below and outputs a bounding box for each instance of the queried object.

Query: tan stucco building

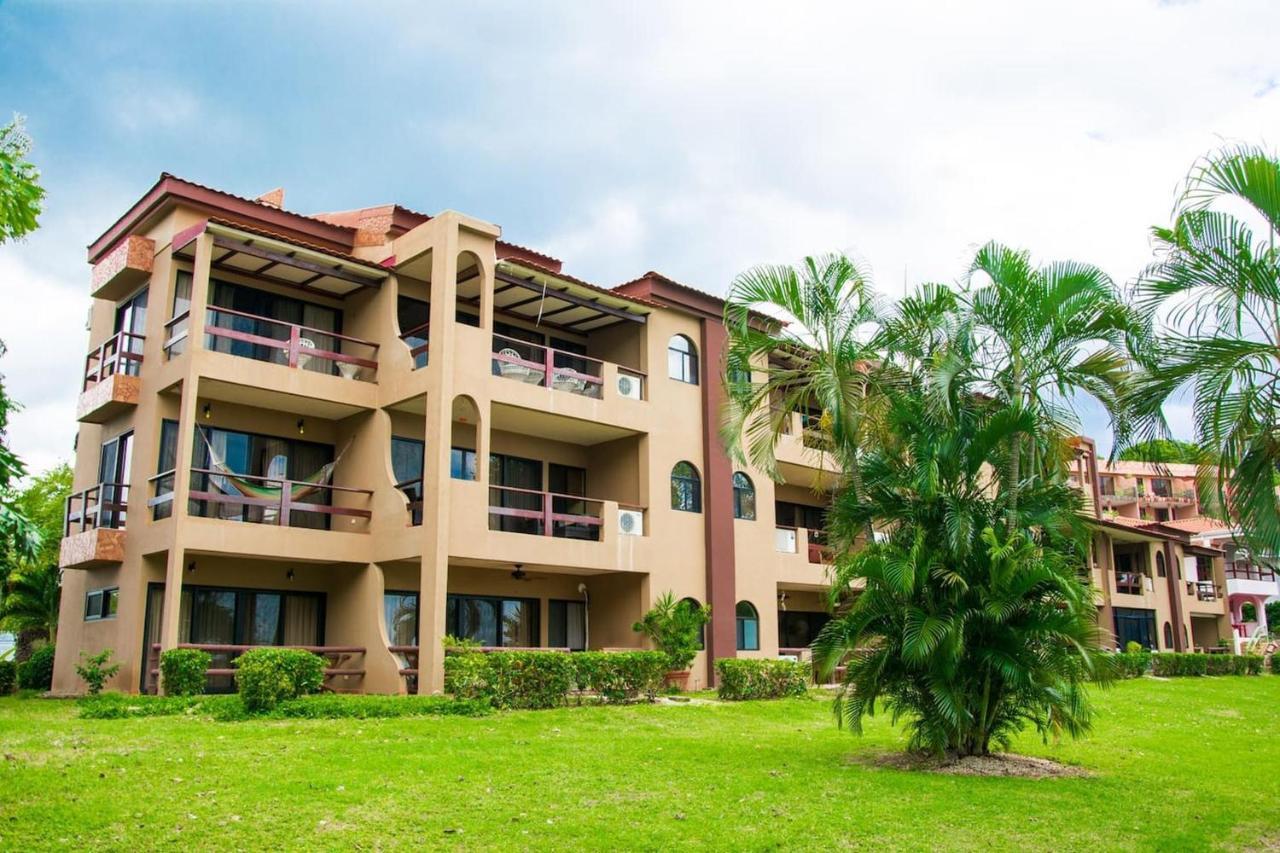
[53,175,839,695]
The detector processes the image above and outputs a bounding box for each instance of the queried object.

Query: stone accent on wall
[91,235,154,300]
[59,528,127,570]
[76,374,141,424]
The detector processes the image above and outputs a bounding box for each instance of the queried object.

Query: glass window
[190,426,335,530]
[390,437,424,486]
[1156,552,1167,577]
[671,462,701,513]
[172,270,192,320]
[489,454,544,535]
[549,599,587,650]
[736,601,760,651]
[153,420,179,520]
[1162,622,1174,650]
[667,335,698,384]
[732,472,756,520]
[778,611,830,649]
[84,588,118,621]
[450,447,477,481]
[446,594,538,648]
[384,592,419,646]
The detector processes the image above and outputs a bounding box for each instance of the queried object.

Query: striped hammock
[198,428,346,503]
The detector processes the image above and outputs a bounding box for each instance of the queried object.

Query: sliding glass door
[190,426,334,529]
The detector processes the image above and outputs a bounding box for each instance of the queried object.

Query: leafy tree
[1116,438,1203,465]
[0,341,41,575]
[1131,144,1280,558]
[1,464,71,655]
[0,115,45,243]
[1,563,61,645]
[1267,600,1280,635]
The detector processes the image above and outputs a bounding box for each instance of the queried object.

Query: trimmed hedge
[77,692,490,721]
[0,660,15,695]
[1151,652,1265,677]
[1272,655,1280,676]
[443,650,670,708]
[716,659,810,701]
[1112,650,1151,679]
[444,651,576,710]
[234,648,326,712]
[160,648,212,696]
[572,651,667,703]
[17,645,54,691]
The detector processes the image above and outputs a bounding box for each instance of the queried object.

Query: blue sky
[2,0,1279,473]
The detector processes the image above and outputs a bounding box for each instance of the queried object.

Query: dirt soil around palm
[861,750,1091,779]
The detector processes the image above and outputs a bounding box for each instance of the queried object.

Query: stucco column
[1162,540,1186,651]
[699,316,736,684]
[416,220,462,694]
[1256,596,1270,633]
[1094,532,1114,647]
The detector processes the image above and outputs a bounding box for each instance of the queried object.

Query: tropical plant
[0,115,45,243]
[1130,144,1280,558]
[810,363,1112,757]
[0,342,42,583]
[74,649,120,695]
[631,591,710,672]
[1,563,60,644]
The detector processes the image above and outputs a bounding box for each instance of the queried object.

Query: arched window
[1163,621,1174,649]
[736,601,760,650]
[732,472,756,520]
[680,597,705,650]
[668,335,699,384]
[671,462,702,513]
[1156,552,1167,578]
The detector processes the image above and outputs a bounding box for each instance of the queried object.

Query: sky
[1,0,1278,474]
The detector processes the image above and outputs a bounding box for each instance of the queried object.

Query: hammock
[198,428,350,505]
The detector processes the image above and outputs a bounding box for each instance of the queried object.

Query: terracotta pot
[664,670,691,692]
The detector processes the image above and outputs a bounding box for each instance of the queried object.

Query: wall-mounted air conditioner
[618,508,644,536]
[616,373,643,400]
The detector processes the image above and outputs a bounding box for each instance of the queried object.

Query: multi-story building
[53,175,840,695]
[1097,460,1201,523]
[1071,439,1235,651]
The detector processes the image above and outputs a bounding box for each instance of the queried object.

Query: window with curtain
[732,472,756,520]
[671,462,701,513]
[190,426,335,529]
[207,280,342,375]
[446,594,538,647]
[489,453,544,534]
[114,287,148,375]
[451,447,477,481]
[154,419,179,519]
[667,334,698,384]
[392,437,425,524]
[736,601,760,651]
[383,592,419,646]
[549,599,587,651]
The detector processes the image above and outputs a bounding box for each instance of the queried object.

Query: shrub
[632,592,711,673]
[74,649,121,695]
[1205,654,1233,676]
[17,644,55,691]
[443,651,576,710]
[233,648,326,712]
[716,659,810,701]
[160,648,212,696]
[78,692,491,721]
[0,660,15,695]
[1112,650,1151,679]
[1124,641,1145,655]
[1242,655,1264,676]
[572,651,667,703]
[1271,654,1280,676]
[1151,653,1208,677]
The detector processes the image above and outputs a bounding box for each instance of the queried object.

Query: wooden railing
[1190,580,1220,601]
[396,476,424,525]
[399,321,429,369]
[83,330,144,389]
[163,309,191,357]
[188,467,373,529]
[1225,563,1277,582]
[148,468,177,519]
[1115,571,1145,595]
[491,333,605,399]
[64,483,130,536]
[488,484,604,539]
[147,643,365,692]
[204,306,379,380]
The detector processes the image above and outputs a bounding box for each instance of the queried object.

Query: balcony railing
[396,476,424,525]
[1101,486,1139,501]
[1225,563,1277,583]
[488,485,603,540]
[1189,580,1220,601]
[203,307,379,380]
[187,467,373,530]
[1115,571,1145,595]
[83,331,144,390]
[775,525,831,564]
[491,333,605,399]
[64,483,130,536]
[399,322,429,369]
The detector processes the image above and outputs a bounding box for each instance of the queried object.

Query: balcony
[775,525,831,565]
[76,331,144,424]
[185,467,373,531]
[1100,486,1139,506]
[488,485,605,540]
[201,307,379,381]
[1225,562,1280,598]
[491,334,646,402]
[91,234,153,301]
[1115,571,1147,596]
[59,483,128,569]
[1142,488,1197,508]
[1188,580,1221,602]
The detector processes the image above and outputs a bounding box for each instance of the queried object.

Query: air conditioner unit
[618,508,644,536]
[616,373,642,400]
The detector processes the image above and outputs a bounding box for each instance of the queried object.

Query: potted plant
[632,592,711,691]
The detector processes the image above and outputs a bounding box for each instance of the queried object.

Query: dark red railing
[487,484,604,539]
[399,321,430,368]
[64,483,129,536]
[491,333,604,398]
[1190,580,1219,601]
[84,331,144,390]
[1226,563,1277,582]
[1115,571,1145,595]
[187,467,372,529]
[205,306,379,380]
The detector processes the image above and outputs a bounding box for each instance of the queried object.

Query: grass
[1,678,1278,850]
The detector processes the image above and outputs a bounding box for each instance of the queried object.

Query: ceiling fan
[511,564,536,582]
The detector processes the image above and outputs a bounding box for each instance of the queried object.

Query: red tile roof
[1152,516,1232,535]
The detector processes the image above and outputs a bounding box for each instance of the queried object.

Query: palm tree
[812,346,1111,757]
[722,253,890,534]
[964,243,1137,526]
[1131,144,1280,557]
[2,564,60,645]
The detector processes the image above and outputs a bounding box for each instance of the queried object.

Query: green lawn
[1,678,1278,850]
